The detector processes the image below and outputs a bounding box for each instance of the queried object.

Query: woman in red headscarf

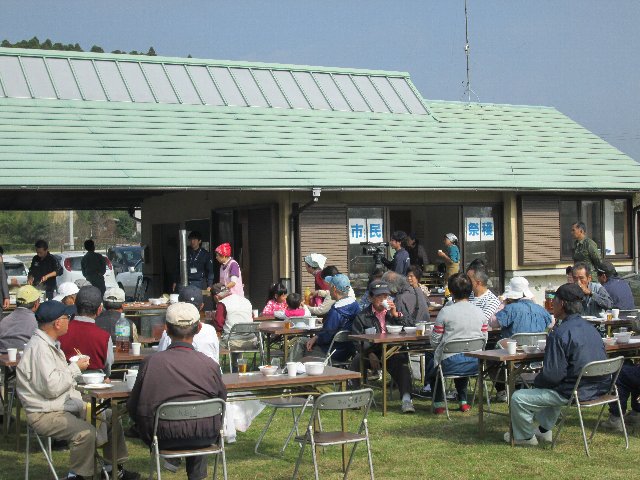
[214,243,244,297]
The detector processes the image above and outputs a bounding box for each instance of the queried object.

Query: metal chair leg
[575,404,591,457]
[25,425,30,480]
[254,407,278,454]
[364,420,375,480]
[309,430,319,480]
[213,452,218,480]
[551,412,565,450]
[292,427,309,480]
[219,429,228,480]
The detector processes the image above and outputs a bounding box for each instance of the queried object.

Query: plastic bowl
[259,365,278,376]
[81,372,105,384]
[603,337,616,346]
[304,362,325,376]
[403,327,417,334]
[523,345,538,354]
[614,332,631,344]
[386,325,403,334]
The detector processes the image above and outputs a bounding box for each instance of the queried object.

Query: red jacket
[59,318,110,371]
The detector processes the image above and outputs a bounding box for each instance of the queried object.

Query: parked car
[3,255,28,287]
[107,245,143,275]
[53,252,118,291]
[116,259,144,299]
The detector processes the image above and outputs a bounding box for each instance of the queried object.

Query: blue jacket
[534,314,609,400]
[495,299,552,338]
[602,277,635,310]
[315,297,359,361]
[388,248,410,276]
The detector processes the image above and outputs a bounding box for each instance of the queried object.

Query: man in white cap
[0,285,40,352]
[53,281,80,305]
[490,276,553,402]
[127,302,226,480]
[95,287,138,344]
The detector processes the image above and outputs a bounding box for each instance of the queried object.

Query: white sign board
[480,217,495,241]
[349,218,367,244]
[466,217,481,242]
[367,218,384,242]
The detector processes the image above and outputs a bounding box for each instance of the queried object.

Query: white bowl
[403,327,417,334]
[81,372,105,384]
[169,294,180,304]
[259,365,278,376]
[304,362,325,376]
[522,345,538,354]
[614,332,631,344]
[386,325,403,334]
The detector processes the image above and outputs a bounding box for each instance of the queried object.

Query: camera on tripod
[361,242,388,269]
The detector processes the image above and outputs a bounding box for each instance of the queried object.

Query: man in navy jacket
[505,283,609,446]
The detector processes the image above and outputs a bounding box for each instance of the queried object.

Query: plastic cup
[125,371,138,391]
[308,317,316,329]
[506,341,517,355]
[612,309,620,319]
[7,348,17,362]
[252,309,259,318]
[237,359,248,374]
[537,339,547,351]
[286,362,297,378]
[131,342,141,355]
[416,325,426,336]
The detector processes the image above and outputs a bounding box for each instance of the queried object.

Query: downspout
[634,206,639,274]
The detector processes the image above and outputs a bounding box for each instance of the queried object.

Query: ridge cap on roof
[424,98,557,110]
[0,46,411,78]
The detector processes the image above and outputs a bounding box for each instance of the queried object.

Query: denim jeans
[426,353,479,403]
[510,388,568,440]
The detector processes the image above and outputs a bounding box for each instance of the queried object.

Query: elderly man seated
[17,301,139,480]
[0,285,40,353]
[127,302,227,480]
[505,284,609,446]
[597,261,635,310]
[351,280,415,413]
[572,261,612,316]
[382,270,429,324]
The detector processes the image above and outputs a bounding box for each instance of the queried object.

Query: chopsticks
[74,348,82,356]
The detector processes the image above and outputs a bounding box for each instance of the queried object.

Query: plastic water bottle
[115,313,131,353]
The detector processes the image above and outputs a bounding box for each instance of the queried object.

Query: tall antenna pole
[464,0,471,102]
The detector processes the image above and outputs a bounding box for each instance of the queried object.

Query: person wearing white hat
[304,253,329,307]
[492,276,552,338]
[437,233,461,283]
[53,282,80,304]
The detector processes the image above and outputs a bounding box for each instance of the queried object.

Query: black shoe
[117,465,140,480]
[52,439,69,451]
[66,475,87,479]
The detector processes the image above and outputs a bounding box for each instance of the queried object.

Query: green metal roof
[0,48,638,192]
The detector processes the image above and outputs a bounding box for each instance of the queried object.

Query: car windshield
[111,247,142,267]
[4,262,26,276]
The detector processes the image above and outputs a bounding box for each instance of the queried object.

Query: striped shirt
[471,289,502,320]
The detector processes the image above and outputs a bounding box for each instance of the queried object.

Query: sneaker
[625,410,640,426]
[460,404,471,413]
[446,390,458,401]
[117,466,141,480]
[433,407,446,415]
[601,414,625,432]
[503,432,538,446]
[401,400,416,413]
[495,390,508,403]
[66,475,87,480]
[162,458,181,473]
[534,426,552,442]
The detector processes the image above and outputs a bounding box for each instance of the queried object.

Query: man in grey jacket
[0,285,40,352]
[572,261,612,316]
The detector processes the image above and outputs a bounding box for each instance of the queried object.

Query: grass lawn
[1,390,637,480]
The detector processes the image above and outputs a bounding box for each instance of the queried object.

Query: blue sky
[4,0,639,161]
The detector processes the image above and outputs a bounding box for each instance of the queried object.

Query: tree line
[1,36,157,56]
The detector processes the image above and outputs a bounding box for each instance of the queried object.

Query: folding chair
[25,425,58,480]
[326,330,354,368]
[292,388,374,480]
[431,338,488,420]
[552,356,628,456]
[223,323,264,372]
[151,398,227,479]
[255,394,314,457]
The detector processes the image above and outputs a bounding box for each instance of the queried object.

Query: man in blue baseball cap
[17,300,140,479]
[304,273,359,362]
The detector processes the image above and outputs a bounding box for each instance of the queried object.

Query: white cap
[304,253,327,270]
[165,302,200,326]
[502,276,534,300]
[53,282,80,302]
[104,287,126,303]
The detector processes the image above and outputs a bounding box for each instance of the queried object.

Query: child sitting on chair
[275,293,310,319]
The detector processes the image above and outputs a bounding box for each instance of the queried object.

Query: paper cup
[537,339,547,351]
[125,372,138,391]
[286,362,297,378]
[131,342,141,355]
[612,309,620,319]
[7,348,17,362]
[252,309,259,318]
[506,341,517,355]
[307,317,316,329]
